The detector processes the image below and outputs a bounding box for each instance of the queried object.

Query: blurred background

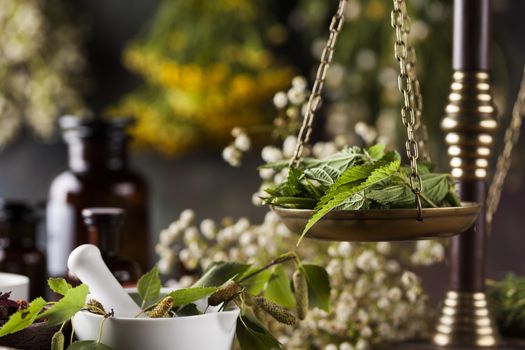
[0,0,524,302]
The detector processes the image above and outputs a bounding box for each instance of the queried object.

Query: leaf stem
[238,252,297,283]
[70,320,75,345]
[419,192,438,208]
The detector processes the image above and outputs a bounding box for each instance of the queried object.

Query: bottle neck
[67,137,129,174]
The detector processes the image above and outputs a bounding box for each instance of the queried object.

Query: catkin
[293,270,309,320]
[51,331,64,350]
[86,299,106,315]
[148,296,174,318]
[208,280,240,306]
[255,297,297,325]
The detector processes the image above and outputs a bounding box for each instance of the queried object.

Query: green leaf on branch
[0,297,47,336]
[194,262,251,288]
[48,278,72,296]
[240,269,272,295]
[264,266,296,309]
[302,264,331,312]
[236,314,282,350]
[137,266,161,305]
[38,284,89,326]
[67,340,113,350]
[167,287,217,307]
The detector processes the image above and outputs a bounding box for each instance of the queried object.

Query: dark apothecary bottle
[80,208,141,286]
[46,116,150,278]
[0,200,46,299]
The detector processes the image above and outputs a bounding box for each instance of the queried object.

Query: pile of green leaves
[487,274,525,338]
[0,253,330,350]
[263,144,461,240]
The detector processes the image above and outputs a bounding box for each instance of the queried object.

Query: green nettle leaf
[337,191,366,210]
[236,315,282,350]
[240,269,272,295]
[193,262,251,288]
[67,340,113,350]
[137,266,161,305]
[304,165,341,186]
[176,303,202,317]
[299,153,401,243]
[48,278,73,296]
[263,266,296,309]
[0,297,47,336]
[301,264,331,312]
[367,173,455,208]
[167,287,217,307]
[366,143,385,160]
[38,284,89,326]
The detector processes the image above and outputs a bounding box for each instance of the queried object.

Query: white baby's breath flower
[361,326,372,339]
[292,76,307,91]
[401,271,418,288]
[355,339,369,350]
[261,145,283,162]
[179,209,196,227]
[287,87,306,105]
[385,260,401,274]
[376,242,391,255]
[356,250,378,271]
[251,192,263,206]
[273,91,288,109]
[200,219,217,240]
[282,135,298,158]
[259,168,275,180]
[337,242,352,257]
[234,133,251,152]
[388,287,402,301]
[157,258,172,275]
[340,342,354,350]
[222,145,241,167]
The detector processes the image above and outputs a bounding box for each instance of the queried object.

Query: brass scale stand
[272,0,525,348]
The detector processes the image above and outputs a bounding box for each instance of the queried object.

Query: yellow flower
[366,0,386,21]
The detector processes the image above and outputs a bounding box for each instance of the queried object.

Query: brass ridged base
[391,341,525,350]
[432,291,500,347]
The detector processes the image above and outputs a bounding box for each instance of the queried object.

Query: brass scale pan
[272,202,480,242]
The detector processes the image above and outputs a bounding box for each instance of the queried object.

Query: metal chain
[406,47,431,162]
[486,66,525,231]
[290,0,347,167]
[391,0,424,220]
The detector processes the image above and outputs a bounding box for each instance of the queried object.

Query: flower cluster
[221,76,310,168]
[156,209,438,349]
[222,128,252,167]
[0,0,86,147]
[110,0,294,155]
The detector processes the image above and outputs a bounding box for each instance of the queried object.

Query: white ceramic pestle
[67,244,144,317]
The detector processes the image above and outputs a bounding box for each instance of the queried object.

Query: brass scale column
[405,0,524,349]
[434,0,500,347]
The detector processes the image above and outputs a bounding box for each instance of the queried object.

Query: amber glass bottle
[80,208,141,286]
[0,201,46,299]
[46,116,150,278]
